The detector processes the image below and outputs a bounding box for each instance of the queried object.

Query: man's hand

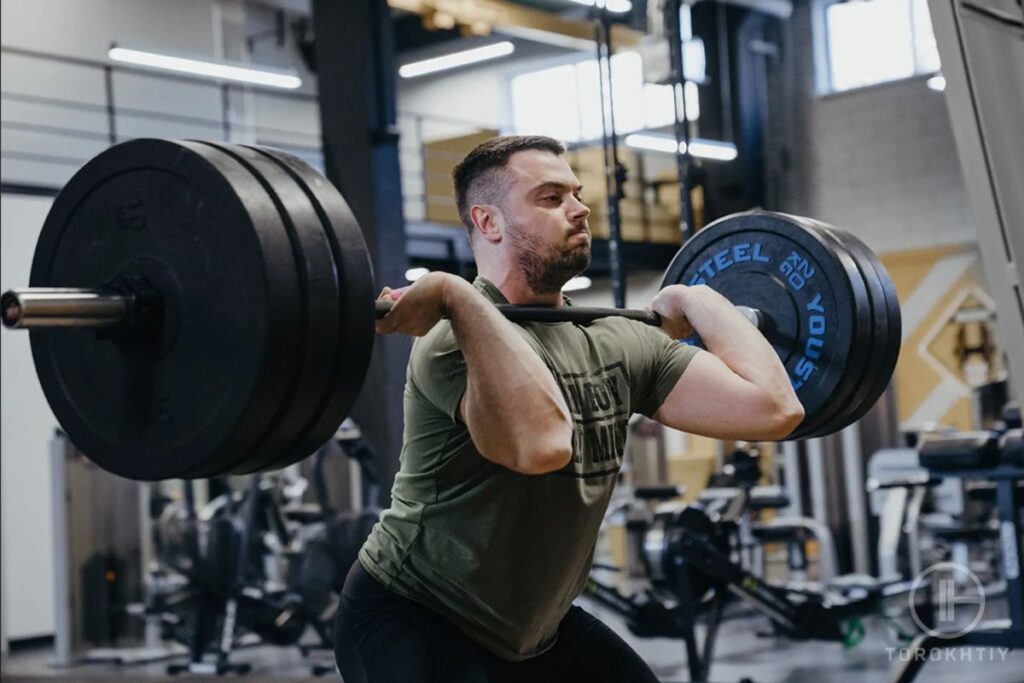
[375,272,472,336]
[647,284,698,339]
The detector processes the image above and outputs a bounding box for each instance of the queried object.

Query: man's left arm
[646,284,804,441]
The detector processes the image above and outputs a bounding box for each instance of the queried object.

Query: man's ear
[470,205,503,244]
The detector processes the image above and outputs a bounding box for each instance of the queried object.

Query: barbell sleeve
[1,288,129,329]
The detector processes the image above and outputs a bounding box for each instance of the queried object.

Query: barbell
[0,138,901,481]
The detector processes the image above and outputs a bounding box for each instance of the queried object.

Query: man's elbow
[766,398,804,440]
[513,428,574,474]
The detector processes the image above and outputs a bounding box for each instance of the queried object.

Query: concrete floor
[2,596,1021,682]
[586,597,1024,683]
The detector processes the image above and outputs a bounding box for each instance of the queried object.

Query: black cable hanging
[594,5,628,309]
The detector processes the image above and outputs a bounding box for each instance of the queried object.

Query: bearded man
[334,135,803,683]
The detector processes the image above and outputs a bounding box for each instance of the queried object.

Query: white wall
[0,0,220,186]
[0,0,218,58]
[764,3,975,253]
[399,67,510,137]
[0,0,322,188]
[0,193,59,641]
[804,78,975,252]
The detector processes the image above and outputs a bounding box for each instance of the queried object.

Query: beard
[505,214,591,295]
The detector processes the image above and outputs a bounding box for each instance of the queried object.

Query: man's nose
[568,196,590,221]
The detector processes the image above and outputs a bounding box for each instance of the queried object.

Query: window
[818,0,941,93]
[511,63,583,142]
[510,52,700,143]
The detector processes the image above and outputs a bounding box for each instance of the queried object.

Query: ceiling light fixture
[624,133,738,161]
[399,41,516,79]
[687,139,739,161]
[108,46,302,89]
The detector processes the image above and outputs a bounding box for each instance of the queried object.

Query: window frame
[813,0,942,96]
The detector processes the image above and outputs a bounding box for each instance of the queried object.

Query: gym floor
[3,594,1021,682]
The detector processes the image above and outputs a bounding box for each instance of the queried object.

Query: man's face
[496,150,592,294]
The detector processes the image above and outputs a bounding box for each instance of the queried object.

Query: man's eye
[544,195,560,202]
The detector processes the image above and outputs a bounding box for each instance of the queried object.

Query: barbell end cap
[2,291,23,329]
[736,305,764,330]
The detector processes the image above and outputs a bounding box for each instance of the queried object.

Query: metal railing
[0,44,492,226]
[1,45,323,185]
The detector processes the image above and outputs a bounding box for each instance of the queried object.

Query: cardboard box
[424,129,499,225]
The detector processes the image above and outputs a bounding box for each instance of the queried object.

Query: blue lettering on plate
[687,242,769,284]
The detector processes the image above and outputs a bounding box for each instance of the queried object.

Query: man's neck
[479,266,563,306]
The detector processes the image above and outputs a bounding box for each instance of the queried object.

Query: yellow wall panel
[880,244,1001,431]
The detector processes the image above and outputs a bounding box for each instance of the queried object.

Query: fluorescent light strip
[623,133,678,154]
[399,42,515,79]
[624,133,738,161]
[569,0,634,13]
[927,75,946,92]
[562,276,592,292]
[108,47,301,89]
[688,139,739,161]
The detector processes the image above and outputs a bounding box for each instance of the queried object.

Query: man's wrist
[439,275,476,318]
[662,284,694,319]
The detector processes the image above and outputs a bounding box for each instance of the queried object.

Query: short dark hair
[452,135,565,237]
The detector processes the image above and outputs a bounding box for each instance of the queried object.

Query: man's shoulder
[409,320,465,387]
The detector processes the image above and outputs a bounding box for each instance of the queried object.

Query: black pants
[334,561,659,683]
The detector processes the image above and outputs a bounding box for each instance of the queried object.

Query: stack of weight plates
[27,139,374,479]
[661,211,901,440]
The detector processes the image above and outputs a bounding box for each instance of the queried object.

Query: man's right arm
[446,278,573,474]
[379,273,573,474]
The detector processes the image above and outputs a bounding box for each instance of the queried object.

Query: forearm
[679,286,796,405]
[684,288,781,382]
[443,279,573,473]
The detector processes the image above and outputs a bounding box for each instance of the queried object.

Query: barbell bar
[2,288,765,331]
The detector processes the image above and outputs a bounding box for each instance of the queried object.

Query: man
[334,135,802,682]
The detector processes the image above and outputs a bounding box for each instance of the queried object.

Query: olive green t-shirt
[358,277,698,661]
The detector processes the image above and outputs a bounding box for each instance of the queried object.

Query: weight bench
[888,430,1024,683]
[750,516,838,587]
[748,485,790,513]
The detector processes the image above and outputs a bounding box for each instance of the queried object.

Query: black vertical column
[312,0,410,505]
[664,0,696,242]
